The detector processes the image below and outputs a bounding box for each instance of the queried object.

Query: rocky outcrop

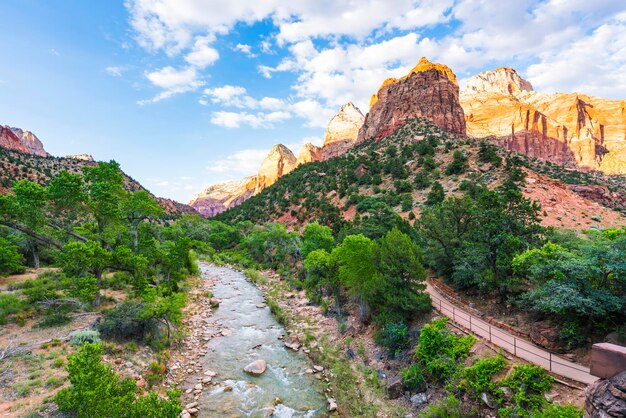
[357,57,466,142]
[255,144,296,193]
[585,370,626,417]
[321,102,364,159]
[0,126,29,154]
[296,143,322,166]
[189,177,256,217]
[461,68,626,174]
[10,127,48,157]
[65,154,95,161]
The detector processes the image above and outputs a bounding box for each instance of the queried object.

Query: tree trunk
[132,223,139,253]
[32,243,40,269]
[93,269,103,307]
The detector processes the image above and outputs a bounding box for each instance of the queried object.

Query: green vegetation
[55,343,182,417]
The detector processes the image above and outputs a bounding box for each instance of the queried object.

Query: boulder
[209,298,221,307]
[244,359,267,375]
[410,393,428,407]
[585,370,626,417]
[386,376,404,399]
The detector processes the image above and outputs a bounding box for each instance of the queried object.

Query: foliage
[301,222,335,259]
[414,318,475,382]
[498,364,554,417]
[400,363,426,390]
[458,355,507,401]
[0,237,25,276]
[70,330,101,346]
[425,182,445,206]
[445,150,468,175]
[532,404,583,418]
[419,395,464,418]
[374,322,411,358]
[55,343,182,417]
[0,294,23,325]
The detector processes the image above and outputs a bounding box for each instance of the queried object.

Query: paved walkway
[425,282,598,385]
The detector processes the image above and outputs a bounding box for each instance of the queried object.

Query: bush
[0,237,25,276]
[415,318,475,382]
[0,294,23,325]
[426,182,445,206]
[55,343,182,417]
[98,300,155,341]
[400,363,426,390]
[374,322,411,358]
[499,364,554,417]
[533,404,583,418]
[70,330,101,346]
[458,355,507,401]
[420,395,464,418]
[445,151,468,175]
[36,311,71,328]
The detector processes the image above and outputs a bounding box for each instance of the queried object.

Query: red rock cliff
[357,57,466,142]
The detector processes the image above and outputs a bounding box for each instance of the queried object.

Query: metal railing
[427,286,597,385]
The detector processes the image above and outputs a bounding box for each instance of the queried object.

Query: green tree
[303,249,341,314]
[122,191,164,252]
[0,237,25,276]
[301,222,335,259]
[426,182,445,206]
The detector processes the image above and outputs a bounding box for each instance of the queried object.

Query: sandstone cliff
[0,126,30,154]
[255,144,297,193]
[321,102,364,159]
[296,143,322,166]
[461,68,626,174]
[10,127,48,157]
[66,154,95,162]
[189,176,256,217]
[357,57,466,142]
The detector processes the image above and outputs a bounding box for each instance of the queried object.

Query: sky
[1,0,625,203]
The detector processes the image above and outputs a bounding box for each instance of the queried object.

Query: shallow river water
[197,264,328,417]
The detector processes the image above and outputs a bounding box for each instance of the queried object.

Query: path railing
[426,284,598,385]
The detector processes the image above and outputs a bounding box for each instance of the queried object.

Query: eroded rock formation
[296,143,322,166]
[189,177,256,218]
[0,125,30,154]
[321,102,364,159]
[461,67,626,174]
[585,369,626,417]
[255,144,297,193]
[10,127,48,157]
[357,57,466,142]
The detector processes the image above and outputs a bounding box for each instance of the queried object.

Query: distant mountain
[189,103,365,217]
[214,58,626,231]
[0,127,197,217]
[460,67,626,174]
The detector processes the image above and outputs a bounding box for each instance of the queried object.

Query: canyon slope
[0,125,48,156]
[460,67,626,174]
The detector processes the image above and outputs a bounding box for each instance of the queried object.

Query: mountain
[9,127,48,157]
[215,58,626,231]
[321,102,364,159]
[296,143,322,166]
[460,67,626,174]
[189,103,366,217]
[357,57,466,142]
[0,128,196,217]
[189,177,256,218]
[255,144,297,193]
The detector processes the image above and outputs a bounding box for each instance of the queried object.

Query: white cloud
[139,66,204,104]
[206,147,270,175]
[235,43,255,57]
[105,66,125,77]
[185,35,219,68]
[210,110,291,128]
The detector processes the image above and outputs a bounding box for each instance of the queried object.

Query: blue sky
[1,0,625,203]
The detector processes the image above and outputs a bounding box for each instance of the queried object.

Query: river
[196,264,328,417]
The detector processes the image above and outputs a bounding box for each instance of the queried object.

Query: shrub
[425,182,445,206]
[55,343,182,417]
[415,318,475,382]
[458,355,507,401]
[421,395,464,418]
[400,363,426,390]
[533,404,583,418]
[445,151,468,175]
[70,330,101,346]
[98,300,155,341]
[0,294,23,325]
[0,237,25,276]
[36,311,71,328]
[374,322,411,358]
[499,364,554,417]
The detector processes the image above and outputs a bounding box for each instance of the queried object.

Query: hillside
[215,117,626,231]
[0,146,197,217]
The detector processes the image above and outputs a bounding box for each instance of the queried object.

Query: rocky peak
[296,143,322,166]
[10,127,48,157]
[255,144,297,193]
[189,176,256,217]
[321,102,365,160]
[0,125,29,154]
[358,57,466,142]
[461,67,533,96]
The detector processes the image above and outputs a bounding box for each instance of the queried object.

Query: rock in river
[244,359,267,375]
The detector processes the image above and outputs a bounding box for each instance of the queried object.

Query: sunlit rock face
[255,144,297,193]
[461,67,626,174]
[357,57,466,142]
[296,143,322,166]
[10,127,48,157]
[321,102,364,160]
[0,125,30,154]
[189,176,256,218]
